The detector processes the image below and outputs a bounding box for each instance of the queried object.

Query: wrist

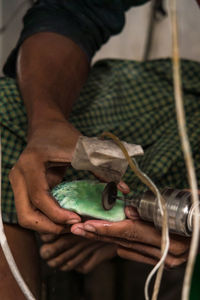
[27,117,80,143]
[27,102,66,130]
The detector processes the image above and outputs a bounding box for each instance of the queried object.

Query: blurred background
[0,0,200,76]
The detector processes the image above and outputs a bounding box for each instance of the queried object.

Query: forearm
[17,32,89,133]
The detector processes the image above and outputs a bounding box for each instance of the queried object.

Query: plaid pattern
[1,58,200,223]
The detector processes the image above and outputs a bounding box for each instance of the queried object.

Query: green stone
[52,180,125,222]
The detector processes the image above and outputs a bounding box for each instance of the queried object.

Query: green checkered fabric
[1,58,200,224]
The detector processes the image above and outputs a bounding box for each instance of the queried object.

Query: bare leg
[0,224,41,300]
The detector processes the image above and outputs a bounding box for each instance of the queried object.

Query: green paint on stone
[52,180,125,221]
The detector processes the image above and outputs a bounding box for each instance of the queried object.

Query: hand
[71,207,190,268]
[40,233,117,273]
[9,120,82,234]
[9,117,130,233]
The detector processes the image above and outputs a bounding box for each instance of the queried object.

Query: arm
[7,0,125,234]
[7,0,147,233]
[8,0,127,234]
[18,33,89,128]
[9,33,89,233]
[11,32,129,235]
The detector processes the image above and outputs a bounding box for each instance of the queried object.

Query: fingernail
[118,182,129,192]
[67,219,80,225]
[119,182,126,189]
[126,207,139,219]
[73,227,86,236]
[84,224,96,233]
[41,250,51,259]
[48,261,56,268]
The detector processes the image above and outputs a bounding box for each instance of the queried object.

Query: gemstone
[52,180,125,222]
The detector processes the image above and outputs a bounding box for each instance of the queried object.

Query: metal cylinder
[137,188,193,236]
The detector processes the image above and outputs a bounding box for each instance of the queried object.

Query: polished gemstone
[52,180,125,221]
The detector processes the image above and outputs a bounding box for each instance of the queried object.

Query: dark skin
[10,32,129,232]
[8,32,190,277]
[71,207,190,269]
[40,233,117,273]
[8,33,128,278]
[10,33,88,233]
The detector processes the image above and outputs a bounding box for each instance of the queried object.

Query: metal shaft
[126,188,199,237]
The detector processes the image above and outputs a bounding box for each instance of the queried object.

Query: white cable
[135,160,170,300]
[0,136,36,300]
[125,159,170,300]
[169,1,200,300]
[124,159,170,300]
[100,133,170,300]
[144,233,170,300]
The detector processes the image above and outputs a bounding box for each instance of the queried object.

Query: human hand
[40,233,117,273]
[71,207,190,268]
[9,120,82,234]
[9,118,130,234]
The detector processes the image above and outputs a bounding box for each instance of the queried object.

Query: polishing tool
[102,182,200,237]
